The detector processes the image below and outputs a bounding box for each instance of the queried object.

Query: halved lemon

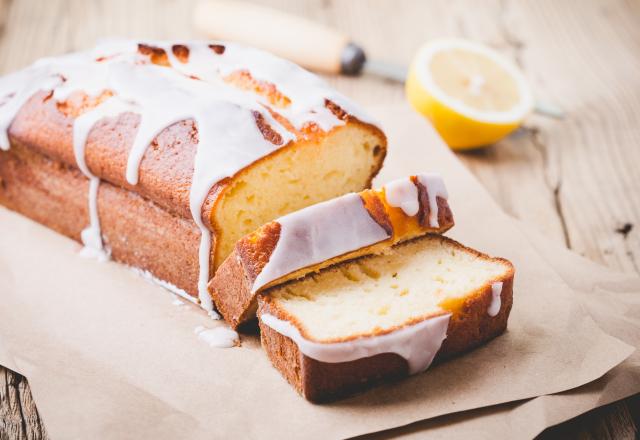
[406,39,534,150]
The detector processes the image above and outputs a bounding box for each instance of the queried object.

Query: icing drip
[73,98,134,259]
[132,267,199,306]
[0,40,376,313]
[189,101,293,309]
[77,177,109,261]
[251,193,391,292]
[417,174,449,228]
[194,325,239,348]
[488,281,503,317]
[261,313,451,374]
[383,177,420,216]
[383,173,448,224]
[125,107,192,185]
[72,98,135,176]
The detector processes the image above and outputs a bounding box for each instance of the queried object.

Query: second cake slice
[258,234,514,402]
[209,174,454,328]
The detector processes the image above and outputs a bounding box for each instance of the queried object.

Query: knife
[193,0,406,82]
[193,0,563,118]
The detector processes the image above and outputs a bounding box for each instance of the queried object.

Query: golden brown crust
[209,184,454,330]
[209,222,282,327]
[0,141,202,295]
[360,188,394,235]
[9,91,198,220]
[257,235,514,402]
[235,222,282,284]
[207,248,257,326]
[259,317,407,402]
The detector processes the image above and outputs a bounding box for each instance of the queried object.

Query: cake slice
[209,174,454,329]
[257,234,514,402]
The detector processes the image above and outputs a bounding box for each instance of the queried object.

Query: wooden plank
[0,368,47,440]
[501,0,640,274]
[539,394,640,440]
[0,0,637,439]
[0,0,9,34]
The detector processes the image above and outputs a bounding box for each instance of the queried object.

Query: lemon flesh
[406,39,533,150]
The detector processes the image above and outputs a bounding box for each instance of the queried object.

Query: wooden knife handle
[193,0,364,75]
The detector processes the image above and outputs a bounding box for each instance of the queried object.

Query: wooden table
[0,0,638,438]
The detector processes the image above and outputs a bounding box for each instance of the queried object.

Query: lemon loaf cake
[0,40,386,311]
[258,235,514,402]
[210,173,454,329]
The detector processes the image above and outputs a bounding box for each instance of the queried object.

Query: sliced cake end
[257,234,514,402]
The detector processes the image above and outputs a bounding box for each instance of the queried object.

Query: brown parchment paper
[360,219,640,439]
[0,104,637,440]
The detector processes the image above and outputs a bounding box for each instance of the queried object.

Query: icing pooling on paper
[77,177,110,262]
[251,193,391,293]
[488,281,503,317]
[0,40,376,312]
[132,267,200,305]
[172,298,186,307]
[261,313,451,374]
[194,325,239,348]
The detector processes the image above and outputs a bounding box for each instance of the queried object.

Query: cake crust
[209,182,454,329]
[0,140,202,294]
[257,236,514,402]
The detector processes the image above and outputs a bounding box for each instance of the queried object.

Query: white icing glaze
[488,281,503,317]
[73,98,134,258]
[251,193,391,292]
[261,313,451,374]
[383,173,448,223]
[416,174,449,228]
[131,267,200,306]
[383,177,419,216]
[77,177,110,262]
[194,325,239,348]
[0,40,376,312]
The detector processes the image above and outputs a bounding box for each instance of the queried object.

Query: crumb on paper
[615,222,633,238]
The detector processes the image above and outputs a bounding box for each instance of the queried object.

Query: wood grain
[0,0,638,439]
[0,370,47,440]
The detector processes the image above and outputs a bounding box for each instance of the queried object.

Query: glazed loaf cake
[258,235,514,402]
[0,40,386,311]
[210,174,454,329]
